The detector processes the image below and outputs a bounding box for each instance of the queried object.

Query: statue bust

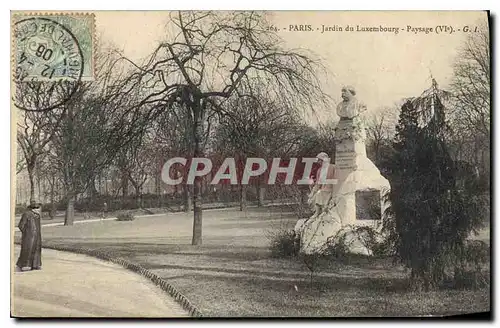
[335,86,367,143]
[336,86,367,119]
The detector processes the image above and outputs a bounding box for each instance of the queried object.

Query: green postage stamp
[12,13,95,83]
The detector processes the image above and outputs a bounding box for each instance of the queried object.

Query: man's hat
[28,200,42,209]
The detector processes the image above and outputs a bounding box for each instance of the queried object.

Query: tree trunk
[299,187,306,205]
[257,179,265,207]
[88,178,99,201]
[97,172,102,195]
[191,100,204,246]
[155,171,161,208]
[373,140,381,165]
[136,187,143,208]
[49,176,56,219]
[183,184,192,212]
[121,168,128,198]
[62,103,76,226]
[240,184,247,211]
[192,174,203,245]
[37,175,42,204]
[220,183,225,202]
[27,161,36,203]
[64,193,75,226]
[104,176,109,195]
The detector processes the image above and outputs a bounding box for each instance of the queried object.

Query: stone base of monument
[343,229,372,256]
[297,149,391,256]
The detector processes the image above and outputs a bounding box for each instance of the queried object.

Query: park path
[11,246,189,318]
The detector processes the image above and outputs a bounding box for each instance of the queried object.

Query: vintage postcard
[11,10,491,318]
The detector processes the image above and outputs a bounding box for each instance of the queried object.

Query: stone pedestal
[298,119,391,255]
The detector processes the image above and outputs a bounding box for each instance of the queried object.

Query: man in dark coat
[16,201,42,271]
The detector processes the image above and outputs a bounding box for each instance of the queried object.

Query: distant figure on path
[102,202,108,219]
[16,200,42,272]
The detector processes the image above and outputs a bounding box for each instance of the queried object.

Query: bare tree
[122,11,330,245]
[36,149,64,218]
[450,21,490,177]
[16,83,67,203]
[16,145,26,175]
[49,87,103,225]
[451,22,490,139]
[45,44,156,225]
[212,91,306,210]
[152,103,201,211]
[50,88,158,225]
[365,106,399,165]
[118,130,160,209]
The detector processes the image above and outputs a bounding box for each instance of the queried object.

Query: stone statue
[294,152,335,236]
[295,85,391,256]
[335,86,367,144]
[336,85,367,119]
[307,152,335,218]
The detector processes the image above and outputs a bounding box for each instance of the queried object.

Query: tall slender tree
[384,80,486,290]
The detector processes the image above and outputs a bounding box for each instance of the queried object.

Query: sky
[96,11,488,122]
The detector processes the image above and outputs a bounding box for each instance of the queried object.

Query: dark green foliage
[348,226,385,256]
[268,229,300,258]
[323,232,350,259]
[370,235,394,258]
[323,226,392,259]
[449,270,489,290]
[383,87,488,291]
[443,240,490,290]
[116,212,135,221]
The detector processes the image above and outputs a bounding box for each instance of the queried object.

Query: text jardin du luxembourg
[320,24,402,34]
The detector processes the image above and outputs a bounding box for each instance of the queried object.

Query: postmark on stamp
[12,13,95,111]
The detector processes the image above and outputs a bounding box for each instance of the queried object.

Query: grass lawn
[14,206,490,317]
